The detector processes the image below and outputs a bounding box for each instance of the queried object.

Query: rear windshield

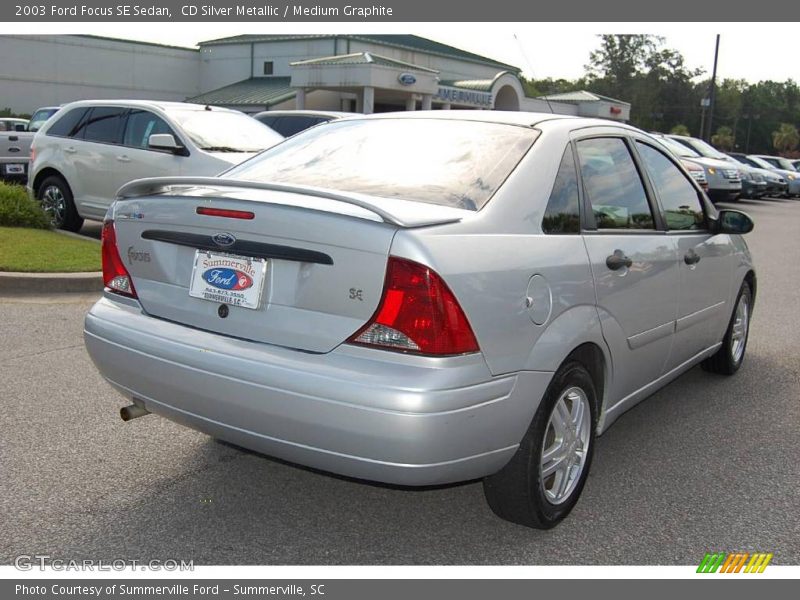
[224,118,539,210]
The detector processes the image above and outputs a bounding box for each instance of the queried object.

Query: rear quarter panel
[390,125,602,377]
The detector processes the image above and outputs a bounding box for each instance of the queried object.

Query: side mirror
[713,209,754,235]
[148,133,185,154]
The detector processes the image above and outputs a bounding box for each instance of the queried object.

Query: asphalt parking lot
[2,196,799,566]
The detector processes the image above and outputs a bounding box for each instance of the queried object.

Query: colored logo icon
[697,552,773,573]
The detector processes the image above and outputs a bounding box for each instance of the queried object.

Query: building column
[421,94,433,111]
[405,96,417,111]
[362,86,375,114]
[442,103,451,110]
[295,88,306,110]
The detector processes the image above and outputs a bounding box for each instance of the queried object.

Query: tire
[702,281,752,375]
[38,175,83,232]
[483,361,597,529]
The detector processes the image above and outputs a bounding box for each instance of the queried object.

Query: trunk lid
[111,180,467,353]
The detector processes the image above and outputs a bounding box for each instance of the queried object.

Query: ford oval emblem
[202,268,253,291]
[212,232,236,247]
[398,73,417,86]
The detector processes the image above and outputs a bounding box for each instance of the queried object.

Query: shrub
[0,182,51,229]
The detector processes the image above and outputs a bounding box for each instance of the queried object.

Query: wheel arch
[32,167,70,198]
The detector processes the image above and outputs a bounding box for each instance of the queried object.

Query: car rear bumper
[84,294,552,486]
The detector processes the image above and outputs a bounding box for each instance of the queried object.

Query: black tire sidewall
[38,175,80,231]
[725,283,752,372]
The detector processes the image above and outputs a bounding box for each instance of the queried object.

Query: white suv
[28,100,283,231]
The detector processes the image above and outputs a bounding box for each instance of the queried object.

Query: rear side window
[81,107,125,144]
[123,110,176,149]
[46,108,89,138]
[576,137,654,230]
[542,146,581,234]
[636,142,706,231]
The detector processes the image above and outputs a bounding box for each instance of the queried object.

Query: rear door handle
[684,249,701,265]
[116,155,131,163]
[606,250,633,271]
[64,146,77,154]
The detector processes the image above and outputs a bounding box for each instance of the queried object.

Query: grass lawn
[0,227,101,273]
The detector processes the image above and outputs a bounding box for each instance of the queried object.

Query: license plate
[189,250,268,310]
[4,164,24,174]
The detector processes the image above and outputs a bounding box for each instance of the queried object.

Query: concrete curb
[0,271,103,294]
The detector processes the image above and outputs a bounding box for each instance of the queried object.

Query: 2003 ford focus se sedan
[84,112,756,529]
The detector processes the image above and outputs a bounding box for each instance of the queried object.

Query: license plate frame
[188,250,268,310]
[4,164,25,175]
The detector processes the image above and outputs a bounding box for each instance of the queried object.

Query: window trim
[572,133,665,234]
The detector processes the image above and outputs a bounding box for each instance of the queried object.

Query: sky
[12,23,799,84]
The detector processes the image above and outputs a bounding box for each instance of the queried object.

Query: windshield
[224,118,539,210]
[679,137,727,160]
[168,109,283,152]
[657,136,700,158]
[748,156,775,170]
[771,157,797,171]
[28,108,59,132]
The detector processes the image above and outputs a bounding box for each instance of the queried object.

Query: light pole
[705,34,721,142]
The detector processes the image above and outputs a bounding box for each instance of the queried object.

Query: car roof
[57,99,242,114]
[254,110,354,119]
[336,110,643,132]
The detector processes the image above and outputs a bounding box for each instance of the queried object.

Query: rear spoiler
[116,176,467,229]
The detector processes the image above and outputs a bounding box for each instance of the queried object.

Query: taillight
[348,257,479,356]
[101,220,137,298]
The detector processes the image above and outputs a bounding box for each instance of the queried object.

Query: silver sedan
[84,112,756,529]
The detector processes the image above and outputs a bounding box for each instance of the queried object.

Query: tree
[670,124,691,136]
[772,123,799,153]
[712,126,735,150]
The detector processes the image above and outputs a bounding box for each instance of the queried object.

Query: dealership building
[0,34,630,120]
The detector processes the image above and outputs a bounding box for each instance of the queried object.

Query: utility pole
[706,34,720,142]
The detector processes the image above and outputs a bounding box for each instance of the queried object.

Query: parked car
[85,112,756,530]
[730,153,800,198]
[253,109,352,137]
[653,134,738,201]
[28,100,283,231]
[726,153,788,198]
[665,134,743,202]
[752,154,799,173]
[0,118,29,132]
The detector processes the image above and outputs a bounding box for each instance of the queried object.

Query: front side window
[636,142,705,231]
[542,145,580,234]
[576,137,654,230]
[225,118,539,210]
[81,107,125,144]
[123,110,176,149]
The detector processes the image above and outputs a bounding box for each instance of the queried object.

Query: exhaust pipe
[120,401,150,422]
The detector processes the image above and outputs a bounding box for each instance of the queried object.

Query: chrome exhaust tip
[120,402,150,422]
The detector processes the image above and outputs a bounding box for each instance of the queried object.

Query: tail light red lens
[196,207,255,220]
[101,220,137,298]
[348,257,479,356]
